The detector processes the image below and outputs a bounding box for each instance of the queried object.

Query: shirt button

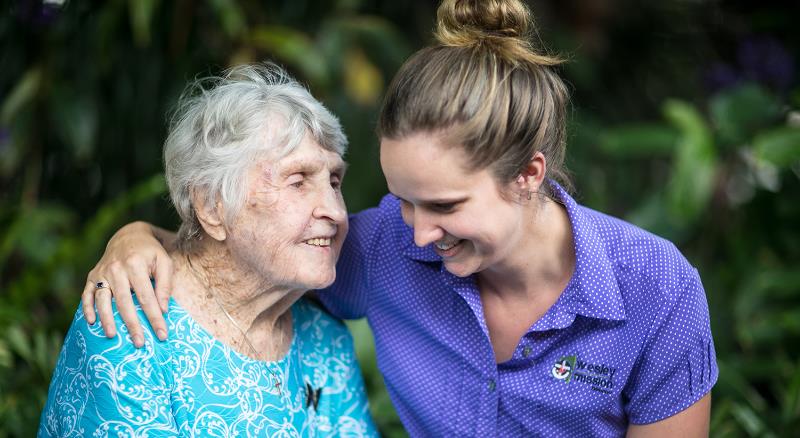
[488,379,496,392]
[522,346,532,358]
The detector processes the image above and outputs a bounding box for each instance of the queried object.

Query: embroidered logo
[551,354,617,394]
[551,355,576,382]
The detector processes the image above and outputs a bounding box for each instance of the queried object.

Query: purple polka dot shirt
[319,182,718,436]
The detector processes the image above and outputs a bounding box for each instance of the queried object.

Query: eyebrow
[280,158,348,177]
[390,191,467,205]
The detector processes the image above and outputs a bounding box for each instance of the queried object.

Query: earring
[527,191,532,200]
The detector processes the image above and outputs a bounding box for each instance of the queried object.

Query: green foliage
[579,81,800,435]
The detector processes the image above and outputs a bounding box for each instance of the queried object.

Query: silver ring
[94,281,111,291]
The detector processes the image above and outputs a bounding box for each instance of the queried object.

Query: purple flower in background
[738,36,795,92]
[704,63,741,93]
[704,36,796,95]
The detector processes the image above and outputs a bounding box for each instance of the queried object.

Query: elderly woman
[38,64,377,437]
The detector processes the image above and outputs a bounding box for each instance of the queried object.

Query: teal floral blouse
[38,297,378,437]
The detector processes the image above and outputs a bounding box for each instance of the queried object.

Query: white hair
[164,63,347,245]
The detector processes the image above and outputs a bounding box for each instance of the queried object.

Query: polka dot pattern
[319,181,718,436]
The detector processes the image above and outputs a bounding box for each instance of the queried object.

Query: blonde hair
[377,0,571,191]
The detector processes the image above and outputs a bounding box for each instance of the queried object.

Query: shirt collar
[400,181,626,322]
[550,181,626,321]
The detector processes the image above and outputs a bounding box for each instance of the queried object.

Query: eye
[431,202,456,213]
[331,175,342,191]
[287,174,304,188]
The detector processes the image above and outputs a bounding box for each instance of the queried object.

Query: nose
[313,185,346,225]
[412,209,444,248]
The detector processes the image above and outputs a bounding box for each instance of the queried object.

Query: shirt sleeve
[317,204,386,320]
[38,301,177,437]
[624,269,718,424]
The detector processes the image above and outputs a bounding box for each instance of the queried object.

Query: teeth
[436,241,457,251]
[306,238,331,247]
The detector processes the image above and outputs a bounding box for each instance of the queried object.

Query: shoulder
[577,205,709,339]
[40,300,177,436]
[62,298,175,366]
[580,205,697,291]
[293,298,360,364]
[294,298,351,339]
[348,194,403,239]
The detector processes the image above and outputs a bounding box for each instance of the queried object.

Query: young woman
[80,0,716,435]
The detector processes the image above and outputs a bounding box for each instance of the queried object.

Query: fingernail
[156,329,167,341]
[133,334,144,347]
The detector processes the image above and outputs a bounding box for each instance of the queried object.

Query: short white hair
[164,63,347,245]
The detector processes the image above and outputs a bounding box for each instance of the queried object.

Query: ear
[192,191,227,242]
[514,151,547,194]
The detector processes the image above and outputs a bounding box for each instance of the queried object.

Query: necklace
[186,254,286,396]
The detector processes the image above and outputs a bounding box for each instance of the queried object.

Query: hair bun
[435,0,531,46]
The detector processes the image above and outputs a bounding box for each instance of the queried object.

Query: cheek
[457,211,517,251]
[399,203,413,227]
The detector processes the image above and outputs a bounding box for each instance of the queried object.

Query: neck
[171,237,304,335]
[477,196,575,301]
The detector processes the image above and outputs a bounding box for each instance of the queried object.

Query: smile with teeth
[305,237,332,247]
[435,239,461,251]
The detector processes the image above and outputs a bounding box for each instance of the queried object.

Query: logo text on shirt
[552,354,617,394]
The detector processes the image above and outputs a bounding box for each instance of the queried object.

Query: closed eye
[429,202,457,213]
[331,175,342,190]
[287,173,305,188]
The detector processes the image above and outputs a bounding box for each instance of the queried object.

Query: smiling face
[220,132,348,290]
[380,131,533,278]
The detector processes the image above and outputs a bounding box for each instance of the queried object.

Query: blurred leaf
[0,340,10,368]
[753,127,800,168]
[4,326,32,364]
[208,0,247,38]
[0,121,25,177]
[626,191,685,242]
[128,0,160,48]
[326,16,411,69]
[731,402,774,437]
[663,99,717,223]
[0,67,42,124]
[4,174,167,310]
[343,48,384,106]
[718,361,769,413]
[599,123,678,157]
[249,26,329,87]
[50,89,98,162]
[709,398,738,437]
[711,83,781,146]
[0,204,75,268]
[734,268,800,318]
[781,361,800,423]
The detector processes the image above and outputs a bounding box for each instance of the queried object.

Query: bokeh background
[1,0,799,436]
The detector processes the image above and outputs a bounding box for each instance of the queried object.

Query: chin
[443,261,478,278]
[301,270,336,290]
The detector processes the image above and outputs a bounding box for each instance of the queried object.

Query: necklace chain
[186,254,285,395]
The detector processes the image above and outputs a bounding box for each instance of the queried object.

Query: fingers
[82,279,97,325]
[153,254,174,315]
[95,287,117,339]
[129,263,168,341]
[108,266,145,348]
